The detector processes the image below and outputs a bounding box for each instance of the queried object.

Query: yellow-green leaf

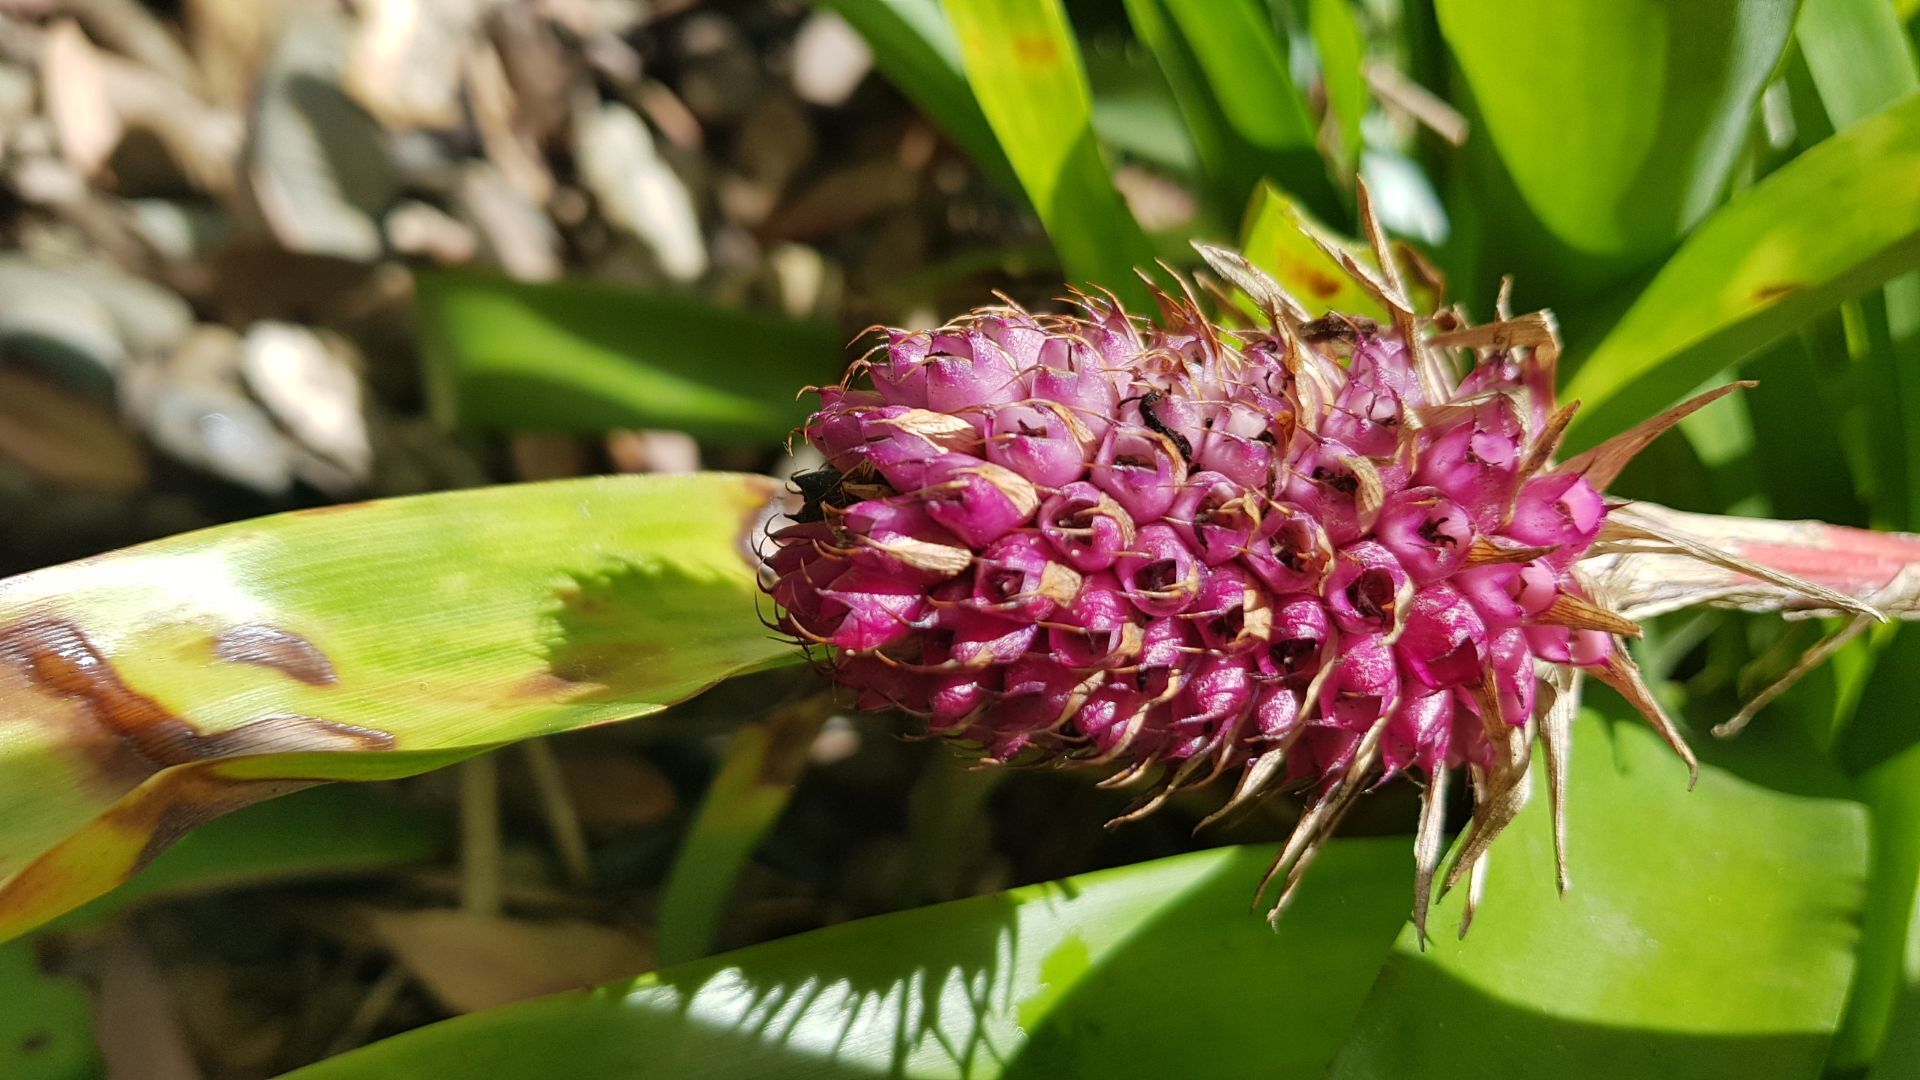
[945,0,1156,308]
[1563,91,1920,451]
[0,473,794,941]
[1328,710,1869,1078]
[1239,181,1386,320]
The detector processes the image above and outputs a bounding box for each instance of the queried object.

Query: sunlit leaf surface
[1562,91,1920,450]
[945,0,1156,307]
[0,474,792,941]
[283,841,1411,1080]
[1327,710,1869,1079]
[1239,182,1385,321]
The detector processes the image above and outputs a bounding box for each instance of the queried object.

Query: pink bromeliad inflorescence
[758,197,1883,937]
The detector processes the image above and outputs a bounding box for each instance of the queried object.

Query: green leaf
[1239,181,1386,319]
[1085,43,1201,177]
[1561,91,1920,452]
[416,272,843,442]
[0,938,94,1080]
[0,473,794,941]
[1831,624,1920,1069]
[1855,276,1920,529]
[817,0,1022,194]
[657,699,827,966]
[0,784,438,1080]
[1870,980,1920,1079]
[1124,0,1341,223]
[1327,710,1869,1078]
[1798,0,1919,130]
[1440,0,1799,298]
[1120,0,1246,218]
[1308,0,1370,174]
[1794,0,1920,532]
[945,0,1157,307]
[1738,333,1868,524]
[1840,737,1920,1070]
[1160,0,1331,204]
[283,839,1410,1079]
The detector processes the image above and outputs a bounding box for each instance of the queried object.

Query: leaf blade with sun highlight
[1562,91,1920,451]
[1327,709,1868,1080]
[0,473,796,942]
[282,841,1412,1080]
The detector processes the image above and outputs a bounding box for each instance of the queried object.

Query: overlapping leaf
[0,473,792,941]
[282,840,1411,1080]
[417,273,843,442]
[1238,182,1386,320]
[1328,711,1869,1078]
[1122,0,1341,223]
[816,0,1021,193]
[1562,91,1920,450]
[1440,0,1799,299]
[945,0,1156,307]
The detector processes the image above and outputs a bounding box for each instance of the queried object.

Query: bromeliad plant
[761,194,1885,937]
[5,1,1920,1078]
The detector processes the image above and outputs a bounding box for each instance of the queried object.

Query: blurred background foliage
[2,0,1920,1076]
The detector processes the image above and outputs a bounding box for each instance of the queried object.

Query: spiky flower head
[760,197,1877,937]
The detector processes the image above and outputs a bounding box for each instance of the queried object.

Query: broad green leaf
[1561,91,1920,452]
[1327,710,1869,1079]
[817,0,1022,194]
[1239,181,1386,320]
[945,0,1157,307]
[0,473,794,941]
[416,273,843,442]
[1440,0,1798,298]
[284,840,1411,1080]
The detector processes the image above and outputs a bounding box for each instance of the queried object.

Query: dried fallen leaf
[366,909,653,1014]
[0,368,147,491]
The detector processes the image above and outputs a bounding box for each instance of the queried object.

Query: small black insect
[790,465,847,523]
[1136,390,1193,464]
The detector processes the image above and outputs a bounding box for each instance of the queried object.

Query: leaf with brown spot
[1238,183,1388,322]
[0,474,796,941]
[1563,92,1920,450]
